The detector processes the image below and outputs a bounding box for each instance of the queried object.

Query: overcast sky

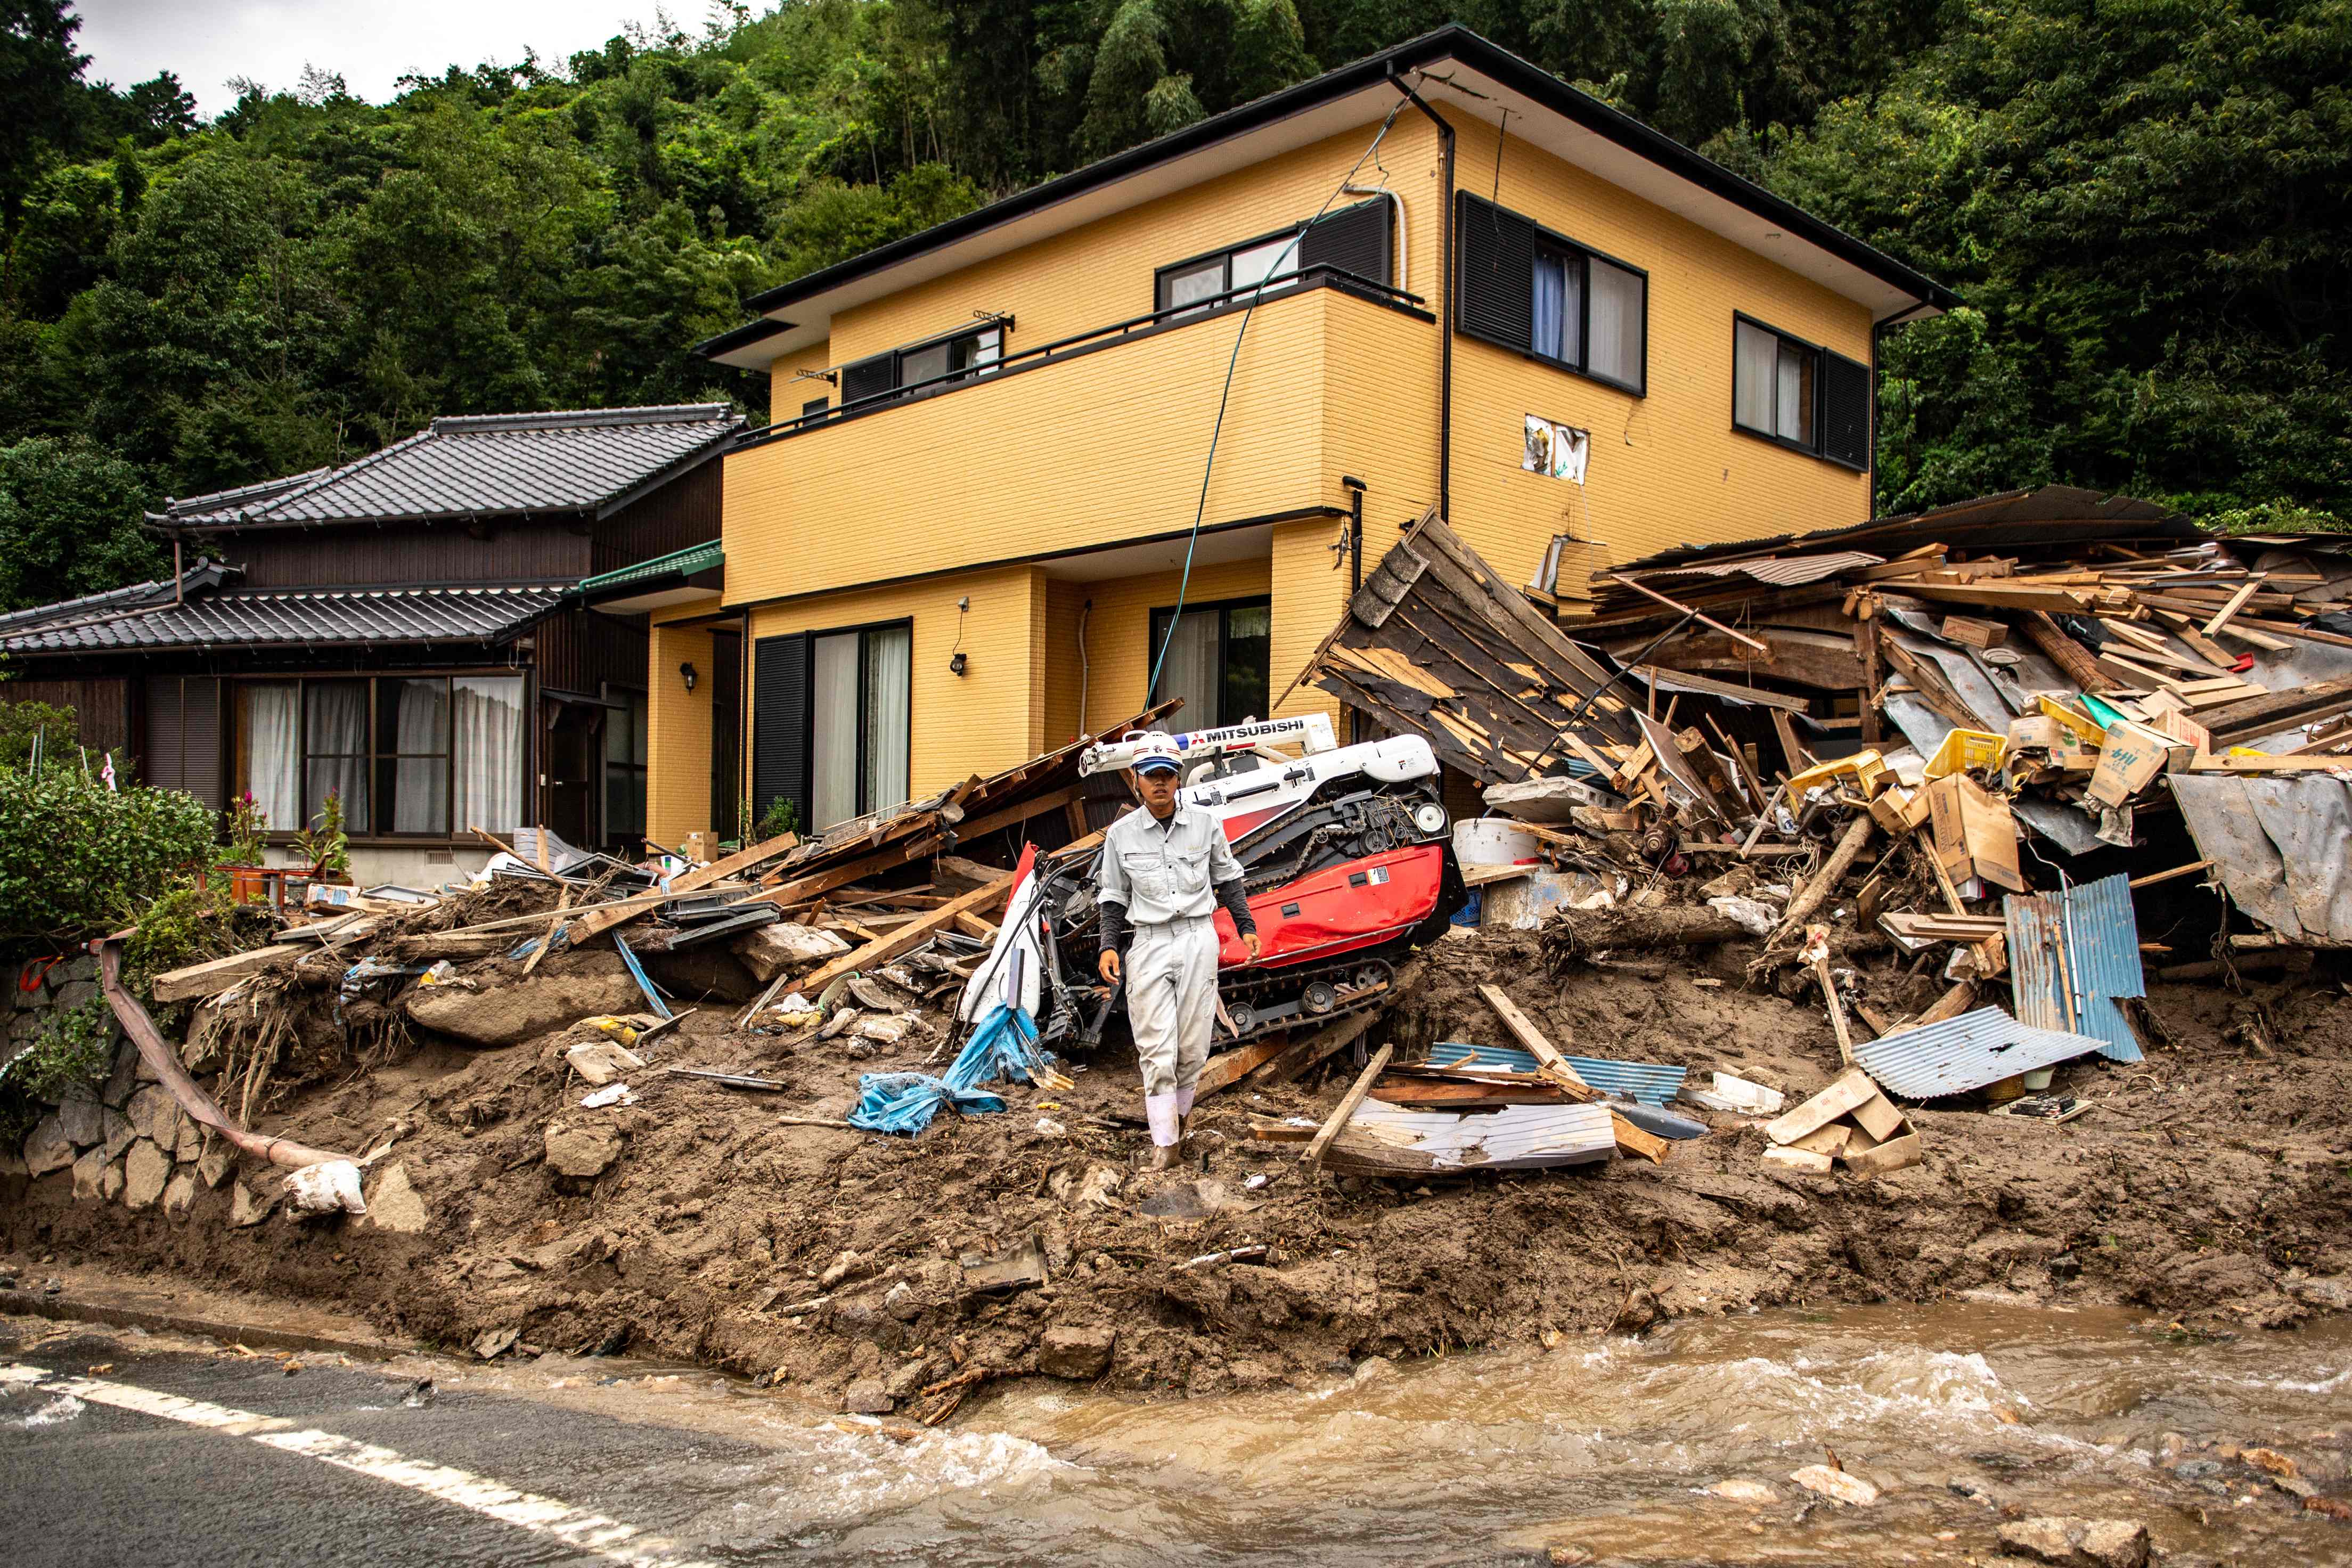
[72,1,682,116]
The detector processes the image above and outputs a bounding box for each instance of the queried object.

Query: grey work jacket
[1095,803,1246,926]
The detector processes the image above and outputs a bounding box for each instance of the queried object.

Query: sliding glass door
[811,623,911,830]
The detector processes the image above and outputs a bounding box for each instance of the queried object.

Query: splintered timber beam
[1605,574,1769,655]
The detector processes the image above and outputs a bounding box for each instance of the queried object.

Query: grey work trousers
[1126,912,1220,1101]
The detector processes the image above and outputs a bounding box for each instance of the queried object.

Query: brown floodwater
[452,1300,2352,1564]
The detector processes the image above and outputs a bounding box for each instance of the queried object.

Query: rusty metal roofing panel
[1850,1007,2108,1098]
[2005,875,2145,1063]
[1424,1042,1687,1106]
[1611,486,2200,575]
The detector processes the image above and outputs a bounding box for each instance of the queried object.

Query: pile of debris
[1296,490,2352,1177]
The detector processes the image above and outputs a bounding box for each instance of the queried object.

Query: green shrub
[0,767,217,939]
[0,998,116,1103]
[0,698,80,769]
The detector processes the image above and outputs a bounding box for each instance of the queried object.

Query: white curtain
[1588,259,1643,385]
[1734,321,1777,432]
[242,684,299,832]
[305,682,369,832]
[864,625,911,815]
[454,676,524,833]
[1155,608,1220,730]
[811,632,861,829]
[391,678,449,833]
[1776,340,1812,442]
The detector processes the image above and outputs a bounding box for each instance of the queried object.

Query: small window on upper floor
[1457,191,1647,395]
[1154,197,1393,316]
[839,324,1003,409]
[1733,314,1872,469]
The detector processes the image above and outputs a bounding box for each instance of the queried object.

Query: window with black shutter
[1818,350,1873,469]
[1154,198,1394,314]
[752,633,812,836]
[1733,313,1872,470]
[836,324,1004,413]
[1455,192,1646,395]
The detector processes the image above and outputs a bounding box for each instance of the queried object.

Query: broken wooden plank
[797,875,1015,995]
[2201,578,2264,636]
[1253,1008,1382,1087]
[1194,1033,1295,1098]
[569,830,800,942]
[150,944,300,1003]
[1476,984,1600,1101]
[1764,1067,1882,1146]
[1301,1043,1394,1170]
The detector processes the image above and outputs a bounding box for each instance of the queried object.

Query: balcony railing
[737,266,1428,450]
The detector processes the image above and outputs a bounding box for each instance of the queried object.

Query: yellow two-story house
[639,26,1951,845]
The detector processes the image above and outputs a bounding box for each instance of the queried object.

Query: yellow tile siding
[766,337,833,426]
[724,288,1446,608]
[827,117,1449,368]
[646,614,716,846]
[1440,109,1874,589]
[742,565,1048,813]
[1268,517,1345,733]
[1040,557,1274,745]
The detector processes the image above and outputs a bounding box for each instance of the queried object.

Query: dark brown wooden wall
[1,677,130,753]
[203,519,591,588]
[593,459,723,574]
[535,608,648,698]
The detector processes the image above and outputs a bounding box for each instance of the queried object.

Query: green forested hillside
[1,0,2346,612]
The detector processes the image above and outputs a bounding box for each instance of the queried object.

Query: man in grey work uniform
[1095,732,1260,1170]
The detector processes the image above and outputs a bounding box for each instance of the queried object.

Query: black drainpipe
[1869,300,1938,520]
[1390,69,1454,523]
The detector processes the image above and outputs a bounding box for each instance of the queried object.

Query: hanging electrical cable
[1146,91,1417,708]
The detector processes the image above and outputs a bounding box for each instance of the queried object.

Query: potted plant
[295,789,353,885]
[219,791,271,904]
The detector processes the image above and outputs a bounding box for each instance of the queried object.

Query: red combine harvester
[953,714,1466,1050]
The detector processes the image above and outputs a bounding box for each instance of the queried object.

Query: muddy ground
[6,916,2352,1418]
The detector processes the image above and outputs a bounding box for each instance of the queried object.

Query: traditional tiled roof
[0,584,566,655]
[159,404,740,529]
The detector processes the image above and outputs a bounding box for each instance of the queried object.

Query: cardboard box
[1925,773,2026,892]
[2087,719,2189,807]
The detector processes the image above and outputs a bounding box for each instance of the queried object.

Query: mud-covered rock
[24,1115,73,1177]
[841,1377,893,1414]
[543,1123,623,1179]
[1038,1324,1115,1379]
[368,1163,430,1233]
[1997,1517,2149,1568]
[121,1139,172,1209]
[406,966,644,1048]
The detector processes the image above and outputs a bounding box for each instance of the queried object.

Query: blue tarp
[847,1003,1052,1134]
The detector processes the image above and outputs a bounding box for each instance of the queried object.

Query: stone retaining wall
[3,954,235,1211]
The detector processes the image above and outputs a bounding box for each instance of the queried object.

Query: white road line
[4,1364,711,1568]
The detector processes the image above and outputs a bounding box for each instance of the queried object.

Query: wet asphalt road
[0,1325,770,1567]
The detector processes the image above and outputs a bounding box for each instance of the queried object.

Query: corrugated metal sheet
[1335,1100,1616,1171]
[2171,773,2352,944]
[1612,486,2200,575]
[2005,874,2146,1063]
[1425,1042,1687,1106]
[1634,551,1885,588]
[1851,1007,2108,1098]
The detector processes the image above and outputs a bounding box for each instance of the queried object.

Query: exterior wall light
[680,661,698,693]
